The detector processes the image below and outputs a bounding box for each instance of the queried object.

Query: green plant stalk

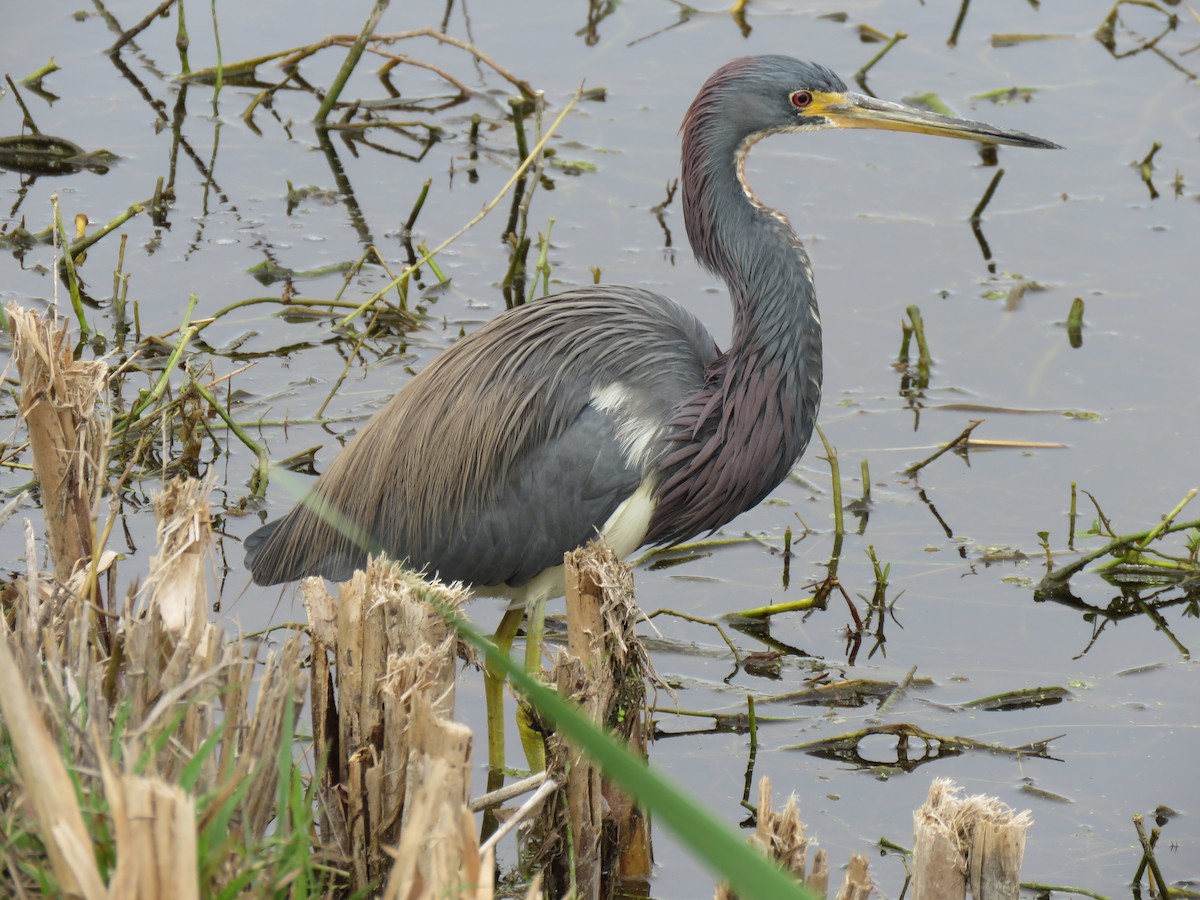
[314,0,390,123]
[403,178,432,234]
[854,29,908,81]
[209,0,223,105]
[816,423,843,535]
[528,218,555,302]
[1095,488,1198,570]
[729,597,818,619]
[1068,481,1077,551]
[439,601,820,900]
[860,458,871,505]
[897,319,913,364]
[1067,297,1085,331]
[190,378,269,498]
[509,96,530,160]
[176,0,190,75]
[115,294,200,435]
[905,304,932,372]
[1045,515,1200,585]
[51,194,88,335]
[1133,813,1170,899]
[21,58,60,85]
[747,695,758,753]
[69,199,147,258]
[416,243,448,284]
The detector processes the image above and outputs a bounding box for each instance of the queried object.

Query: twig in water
[1068,481,1078,551]
[970,167,1005,222]
[904,419,984,477]
[109,0,178,53]
[854,29,908,85]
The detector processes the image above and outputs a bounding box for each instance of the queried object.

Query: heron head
[692,55,1061,151]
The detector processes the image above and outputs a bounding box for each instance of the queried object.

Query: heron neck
[681,124,823,399]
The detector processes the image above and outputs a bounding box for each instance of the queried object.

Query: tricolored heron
[246,56,1058,763]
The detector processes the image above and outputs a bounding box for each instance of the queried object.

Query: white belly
[490,480,656,607]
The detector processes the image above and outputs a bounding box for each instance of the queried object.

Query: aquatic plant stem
[114,294,200,436]
[815,423,844,536]
[51,195,87,335]
[970,167,1005,221]
[1038,500,1200,590]
[209,0,223,107]
[854,29,907,84]
[904,419,984,477]
[69,200,146,258]
[190,378,270,498]
[314,0,390,124]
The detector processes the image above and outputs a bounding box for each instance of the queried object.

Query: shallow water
[2,1,1199,894]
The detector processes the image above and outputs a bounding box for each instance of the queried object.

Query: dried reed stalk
[0,474,307,897]
[143,476,212,640]
[309,560,469,892]
[912,778,1031,900]
[715,776,874,900]
[543,540,654,899]
[8,304,106,584]
[0,619,102,897]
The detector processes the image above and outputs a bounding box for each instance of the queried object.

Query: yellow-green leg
[485,605,525,776]
[518,598,547,772]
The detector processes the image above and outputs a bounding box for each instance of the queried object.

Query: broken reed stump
[8,304,107,584]
[715,776,873,900]
[912,778,1031,900]
[541,540,654,900]
[303,560,473,894]
[0,474,306,897]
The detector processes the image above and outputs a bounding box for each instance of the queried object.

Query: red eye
[790,90,813,109]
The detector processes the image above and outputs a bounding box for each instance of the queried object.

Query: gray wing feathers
[246,286,717,588]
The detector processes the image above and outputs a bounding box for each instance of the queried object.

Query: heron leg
[517,598,547,772]
[485,604,524,777]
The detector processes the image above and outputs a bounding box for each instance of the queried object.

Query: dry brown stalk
[716,776,846,899]
[542,540,654,898]
[0,620,102,897]
[834,855,873,900]
[143,475,212,640]
[309,560,469,892]
[8,304,107,584]
[912,778,1031,900]
[0,474,308,897]
[99,754,200,900]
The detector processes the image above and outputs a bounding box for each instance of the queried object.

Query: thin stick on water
[904,419,984,477]
[970,168,1005,222]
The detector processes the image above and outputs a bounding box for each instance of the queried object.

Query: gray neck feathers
[648,80,824,545]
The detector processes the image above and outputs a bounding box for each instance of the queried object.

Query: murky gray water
[3,1,1199,894]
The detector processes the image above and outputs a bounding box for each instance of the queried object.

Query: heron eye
[790,90,813,109]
